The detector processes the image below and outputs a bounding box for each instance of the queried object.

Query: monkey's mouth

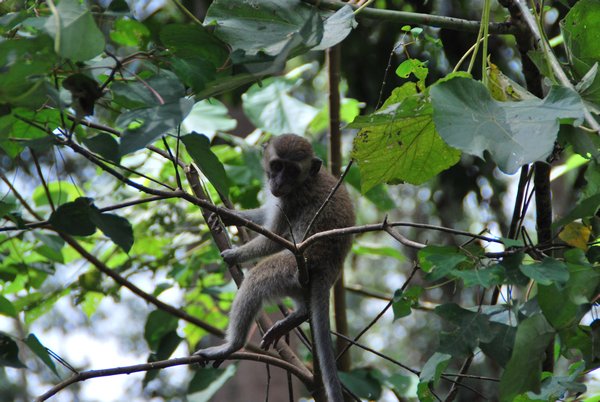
[271,185,292,197]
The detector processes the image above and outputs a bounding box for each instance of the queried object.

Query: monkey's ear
[310,158,322,176]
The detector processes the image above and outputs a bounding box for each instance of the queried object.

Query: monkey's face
[267,159,301,197]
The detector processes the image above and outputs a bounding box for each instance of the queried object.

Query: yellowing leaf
[559,222,591,250]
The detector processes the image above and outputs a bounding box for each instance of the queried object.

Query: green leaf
[111,71,185,109]
[160,24,228,68]
[143,330,182,387]
[24,334,58,376]
[43,0,105,61]
[32,181,81,207]
[420,352,451,386]
[0,295,17,318]
[500,314,555,402]
[554,193,600,229]
[561,0,600,78]
[242,78,319,135]
[339,368,382,400]
[118,98,195,155]
[48,197,96,236]
[480,322,517,367]
[451,265,505,287]
[431,77,585,174]
[395,59,428,90]
[417,245,468,281]
[181,99,237,139]
[182,133,230,197]
[0,200,16,218]
[205,0,323,57]
[519,258,570,286]
[538,260,600,330]
[0,332,25,368]
[187,365,236,397]
[345,164,395,211]
[392,286,422,320]
[417,381,436,402]
[90,210,134,253]
[144,310,178,352]
[110,18,150,47]
[313,5,357,50]
[350,83,460,191]
[33,232,65,264]
[352,242,405,261]
[435,303,493,358]
[83,133,121,164]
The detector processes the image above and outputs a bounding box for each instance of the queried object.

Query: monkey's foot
[260,326,290,350]
[193,344,237,368]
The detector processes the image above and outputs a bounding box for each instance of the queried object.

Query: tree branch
[301,0,515,34]
[35,351,313,402]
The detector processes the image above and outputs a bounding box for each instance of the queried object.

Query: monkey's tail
[310,281,344,402]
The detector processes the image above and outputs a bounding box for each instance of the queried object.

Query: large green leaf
[242,77,319,135]
[182,133,230,197]
[143,330,182,387]
[187,365,237,398]
[43,0,105,61]
[419,352,451,386]
[417,245,469,281]
[83,133,121,164]
[435,303,494,358]
[499,314,555,402]
[205,0,323,57]
[118,98,195,155]
[313,5,357,50]
[0,295,17,318]
[181,99,237,139]
[111,71,185,109]
[0,36,56,107]
[350,83,460,191]
[538,256,600,330]
[431,77,585,174]
[561,0,600,78]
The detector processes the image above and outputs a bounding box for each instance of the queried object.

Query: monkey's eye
[285,164,300,178]
[270,160,283,173]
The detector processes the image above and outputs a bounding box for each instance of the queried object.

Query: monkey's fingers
[260,328,286,350]
[207,212,223,233]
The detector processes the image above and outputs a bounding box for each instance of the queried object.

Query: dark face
[267,158,302,197]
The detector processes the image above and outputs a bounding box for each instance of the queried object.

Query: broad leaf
[0,332,25,368]
[0,295,17,318]
[44,0,105,61]
[90,210,134,253]
[25,334,58,376]
[143,330,182,387]
[182,133,230,197]
[561,0,600,78]
[519,258,570,286]
[435,303,493,358]
[48,197,96,236]
[181,99,237,139]
[205,0,322,57]
[554,193,600,229]
[431,76,584,174]
[480,322,517,367]
[499,314,555,402]
[417,246,468,281]
[83,133,121,164]
[351,83,460,191]
[420,352,451,386]
[538,258,600,330]
[313,5,357,50]
[118,98,194,155]
[242,78,319,135]
[111,71,185,109]
[144,310,178,352]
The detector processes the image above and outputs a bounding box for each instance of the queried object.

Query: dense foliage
[0,0,599,401]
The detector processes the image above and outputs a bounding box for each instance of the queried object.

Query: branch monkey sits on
[194,134,355,401]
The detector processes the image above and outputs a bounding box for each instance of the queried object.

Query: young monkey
[194,134,355,402]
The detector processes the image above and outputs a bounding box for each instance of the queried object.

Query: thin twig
[30,150,55,212]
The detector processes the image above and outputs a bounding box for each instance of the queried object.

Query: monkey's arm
[215,207,268,227]
[221,234,283,264]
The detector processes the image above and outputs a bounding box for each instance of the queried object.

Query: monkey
[194,134,355,402]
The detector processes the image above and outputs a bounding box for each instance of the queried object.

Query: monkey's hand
[220,248,240,265]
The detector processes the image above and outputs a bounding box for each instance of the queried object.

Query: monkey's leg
[194,252,300,362]
[260,298,309,350]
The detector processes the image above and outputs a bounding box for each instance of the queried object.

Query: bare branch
[35,351,313,402]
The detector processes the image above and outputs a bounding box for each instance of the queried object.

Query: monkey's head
[263,134,322,197]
